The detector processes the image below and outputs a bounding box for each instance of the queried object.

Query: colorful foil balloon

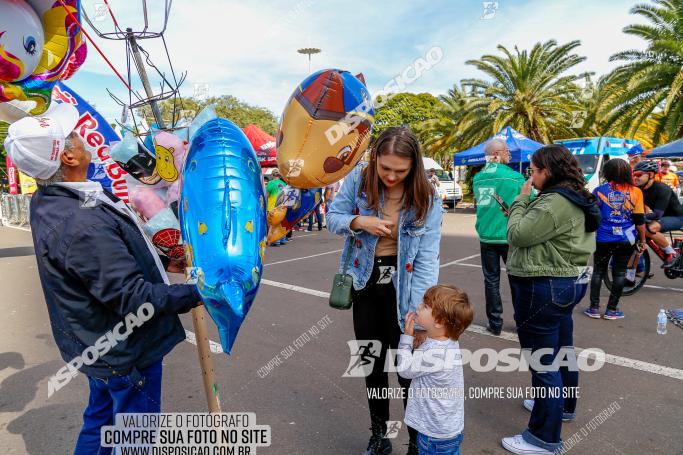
[267,186,322,244]
[0,0,86,121]
[125,130,189,260]
[129,186,185,260]
[276,69,374,188]
[153,131,187,183]
[111,130,162,186]
[180,118,268,354]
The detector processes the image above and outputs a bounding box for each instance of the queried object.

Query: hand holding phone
[491,193,510,217]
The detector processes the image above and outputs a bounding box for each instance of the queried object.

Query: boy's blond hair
[423,285,474,340]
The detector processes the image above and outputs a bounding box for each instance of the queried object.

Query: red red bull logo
[52,85,130,202]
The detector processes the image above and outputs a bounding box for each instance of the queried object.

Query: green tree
[461,40,587,144]
[601,0,683,144]
[570,73,616,137]
[417,83,492,163]
[138,95,278,135]
[372,92,441,141]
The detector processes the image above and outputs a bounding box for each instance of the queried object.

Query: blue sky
[66,0,645,122]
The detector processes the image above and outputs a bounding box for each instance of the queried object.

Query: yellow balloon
[276,69,374,189]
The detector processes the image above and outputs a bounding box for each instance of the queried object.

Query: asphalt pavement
[0,212,681,454]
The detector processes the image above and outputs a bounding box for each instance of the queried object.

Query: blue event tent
[453,126,544,166]
[648,138,683,159]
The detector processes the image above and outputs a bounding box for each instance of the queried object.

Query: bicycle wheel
[604,249,651,296]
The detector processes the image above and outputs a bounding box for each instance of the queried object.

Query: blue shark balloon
[179,118,268,354]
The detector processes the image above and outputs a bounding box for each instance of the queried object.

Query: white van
[423,157,462,208]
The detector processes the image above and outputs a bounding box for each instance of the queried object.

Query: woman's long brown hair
[361,126,434,224]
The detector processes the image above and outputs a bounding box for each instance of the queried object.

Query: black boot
[362,421,392,455]
[406,442,419,455]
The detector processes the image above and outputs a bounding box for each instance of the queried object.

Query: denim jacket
[327,165,443,330]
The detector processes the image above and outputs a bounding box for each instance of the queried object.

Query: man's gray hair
[35,133,77,186]
[484,138,508,156]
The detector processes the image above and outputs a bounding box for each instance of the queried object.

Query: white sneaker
[502,435,553,454]
[523,400,573,422]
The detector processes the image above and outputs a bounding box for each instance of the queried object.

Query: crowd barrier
[0,193,32,227]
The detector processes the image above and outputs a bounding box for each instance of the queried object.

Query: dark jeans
[352,256,416,447]
[307,205,323,230]
[74,360,163,454]
[480,242,509,331]
[509,275,587,452]
[590,241,635,311]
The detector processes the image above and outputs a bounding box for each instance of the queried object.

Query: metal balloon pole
[126,28,165,129]
[81,0,220,413]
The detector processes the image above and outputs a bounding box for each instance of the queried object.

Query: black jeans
[480,242,509,331]
[352,256,416,446]
[590,242,635,311]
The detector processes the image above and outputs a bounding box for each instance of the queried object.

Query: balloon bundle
[266,69,375,244]
[110,107,217,263]
[0,0,86,123]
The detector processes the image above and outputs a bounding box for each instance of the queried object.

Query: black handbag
[329,238,355,310]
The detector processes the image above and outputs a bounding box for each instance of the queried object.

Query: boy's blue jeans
[74,360,163,455]
[509,275,587,453]
[417,432,463,454]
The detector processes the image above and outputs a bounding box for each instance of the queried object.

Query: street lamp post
[297,47,321,74]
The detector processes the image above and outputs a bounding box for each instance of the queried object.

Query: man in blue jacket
[5,104,201,454]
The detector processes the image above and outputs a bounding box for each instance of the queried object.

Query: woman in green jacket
[501,145,601,455]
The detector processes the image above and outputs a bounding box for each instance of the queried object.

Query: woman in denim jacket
[327,127,443,455]
[502,145,600,455]
[328,127,443,455]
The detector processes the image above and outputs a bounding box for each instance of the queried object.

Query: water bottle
[657,309,667,335]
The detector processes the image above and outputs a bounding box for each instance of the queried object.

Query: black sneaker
[486,325,502,336]
[363,422,392,455]
[662,253,677,268]
[363,436,392,455]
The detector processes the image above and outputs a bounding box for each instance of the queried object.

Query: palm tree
[572,73,620,137]
[634,113,668,149]
[602,0,683,144]
[417,84,491,163]
[461,40,587,144]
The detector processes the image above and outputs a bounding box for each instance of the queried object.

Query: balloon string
[56,0,133,92]
[102,0,121,31]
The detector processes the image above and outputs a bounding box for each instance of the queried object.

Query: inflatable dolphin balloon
[180,118,268,354]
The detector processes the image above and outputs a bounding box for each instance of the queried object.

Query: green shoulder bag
[329,238,355,310]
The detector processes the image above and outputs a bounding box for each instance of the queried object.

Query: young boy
[397,285,474,455]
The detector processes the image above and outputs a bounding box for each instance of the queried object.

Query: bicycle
[603,231,683,296]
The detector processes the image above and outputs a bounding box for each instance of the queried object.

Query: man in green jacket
[473,139,525,335]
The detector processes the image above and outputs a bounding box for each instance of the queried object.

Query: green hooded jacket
[506,192,596,277]
[473,162,525,244]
